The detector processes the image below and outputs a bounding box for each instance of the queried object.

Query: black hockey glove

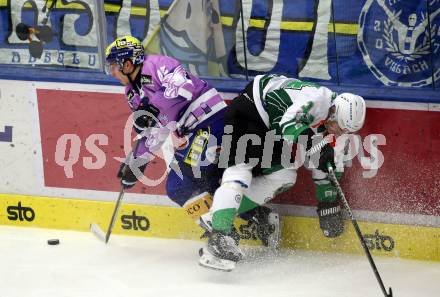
[318,144,335,173]
[317,201,344,238]
[133,104,160,134]
[133,114,152,134]
[117,159,147,189]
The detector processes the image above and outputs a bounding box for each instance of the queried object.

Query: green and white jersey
[252,74,336,141]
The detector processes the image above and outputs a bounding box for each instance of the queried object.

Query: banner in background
[144,0,228,77]
[358,0,440,87]
[0,0,439,87]
[230,0,440,87]
[0,0,100,69]
[37,89,167,195]
[115,0,440,87]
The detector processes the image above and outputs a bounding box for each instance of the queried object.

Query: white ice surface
[1,226,439,297]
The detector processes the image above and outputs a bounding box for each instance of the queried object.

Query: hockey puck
[47,239,60,245]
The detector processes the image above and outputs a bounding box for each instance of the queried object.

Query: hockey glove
[117,159,147,189]
[317,201,344,238]
[133,104,160,134]
[318,144,335,173]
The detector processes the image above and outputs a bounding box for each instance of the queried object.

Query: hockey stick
[90,140,142,243]
[90,186,126,243]
[306,134,333,156]
[327,167,393,297]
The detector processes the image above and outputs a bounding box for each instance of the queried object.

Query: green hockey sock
[212,208,237,233]
[237,195,259,214]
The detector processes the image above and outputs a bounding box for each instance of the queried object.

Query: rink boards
[0,80,440,262]
[0,193,439,262]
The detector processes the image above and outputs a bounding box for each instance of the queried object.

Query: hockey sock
[212,208,237,233]
[211,195,262,232]
[211,184,244,233]
[237,195,260,215]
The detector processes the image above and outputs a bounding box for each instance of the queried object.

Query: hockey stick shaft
[104,186,125,243]
[328,167,392,297]
[99,139,141,243]
[306,134,333,156]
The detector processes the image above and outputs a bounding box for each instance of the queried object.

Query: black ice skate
[199,230,244,271]
[317,201,344,238]
[197,213,240,244]
[240,206,281,248]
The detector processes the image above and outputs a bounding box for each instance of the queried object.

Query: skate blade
[198,248,236,272]
[90,223,106,243]
[267,213,281,249]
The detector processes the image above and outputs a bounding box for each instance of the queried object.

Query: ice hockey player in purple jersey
[104,36,280,246]
[198,74,366,271]
[105,35,225,227]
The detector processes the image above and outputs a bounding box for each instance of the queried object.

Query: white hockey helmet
[331,93,366,132]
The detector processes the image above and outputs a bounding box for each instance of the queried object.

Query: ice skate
[199,231,244,271]
[241,206,281,248]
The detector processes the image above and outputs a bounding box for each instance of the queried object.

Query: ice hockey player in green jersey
[198,74,366,271]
